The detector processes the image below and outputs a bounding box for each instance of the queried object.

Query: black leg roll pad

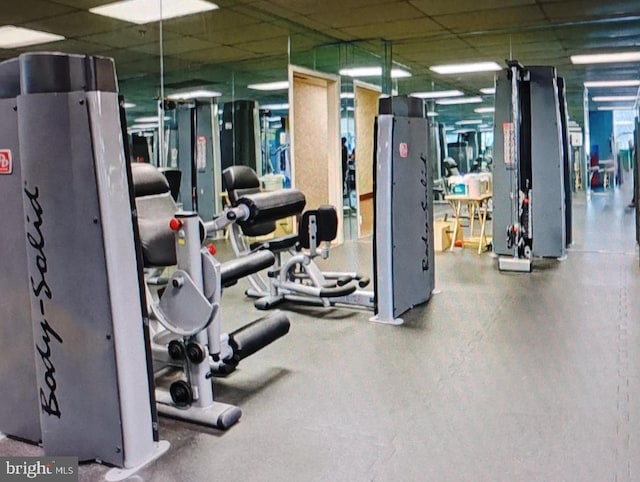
[221,250,276,287]
[319,283,357,298]
[228,311,290,361]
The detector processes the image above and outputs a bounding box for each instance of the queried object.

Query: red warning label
[0,149,11,175]
[399,142,408,158]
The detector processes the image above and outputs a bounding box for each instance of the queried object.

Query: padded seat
[249,234,299,252]
[132,163,178,267]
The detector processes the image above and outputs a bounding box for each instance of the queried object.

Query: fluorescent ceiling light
[338,67,411,78]
[410,90,463,99]
[571,51,640,64]
[340,93,355,99]
[584,80,640,88]
[453,128,475,134]
[90,0,218,24]
[260,103,288,110]
[130,123,159,130]
[345,106,355,112]
[615,120,634,125]
[426,111,439,117]
[135,116,170,122]
[436,96,483,105]
[391,69,412,78]
[591,96,637,102]
[247,81,289,91]
[123,102,136,109]
[0,26,64,48]
[480,87,496,95]
[597,106,635,111]
[167,89,221,100]
[445,126,455,131]
[455,119,483,125]
[474,107,495,113]
[430,62,501,75]
[268,116,281,122]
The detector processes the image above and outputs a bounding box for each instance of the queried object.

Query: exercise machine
[221,95,436,325]
[218,170,373,310]
[0,57,41,444]
[132,162,290,427]
[493,61,567,272]
[166,99,223,223]
[14,52,168,478]
[221,100,262,175]
[557,77,573,246]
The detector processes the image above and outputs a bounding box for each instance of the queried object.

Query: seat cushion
[249,234,299,252]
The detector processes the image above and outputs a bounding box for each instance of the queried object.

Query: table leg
[449,200,461,251]
[478,200,487,254]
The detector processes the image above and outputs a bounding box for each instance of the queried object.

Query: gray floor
[2,182,639,481]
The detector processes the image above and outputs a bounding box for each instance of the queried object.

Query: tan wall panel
[292,77,329,210]
[289,66,342,243]
[354,83,379,238]
[359,197,374,238]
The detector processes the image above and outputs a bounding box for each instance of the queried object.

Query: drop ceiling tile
[46,0,117,7]
[0,0,75,24]
[433,5,546,32]
[267,0,396,16]
[132,36,218,55]
[467,31,559,48]
[410,0,536,16]
[340,17,444,40]
[81,25,180,49]
[234,36,290,55]
[97,48,156,65]
[312,3,425,29]
[163,9,262,37]
[541,0,640,20]
[179,45,259,63]
[188,22,289,45]
[394,37,471,54]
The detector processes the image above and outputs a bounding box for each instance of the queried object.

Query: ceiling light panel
[135,116,170,122]
[260,103,289,110]
[247,81,289,91]
[474,107,495,113]
[597,106,635,111]
[571,51,640,64]
[338,67,411,78]
[436,97,483,105]
[0,26,64,48]
[584,80,640,88]
[410,90,463,99]
[90,0,218,25]
[430,62,501,75]
[455,119,483,125]
[591,96,637,102]
[167,89,221,99]
[480,87,496,95]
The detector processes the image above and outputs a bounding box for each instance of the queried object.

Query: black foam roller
[228,311,290,361]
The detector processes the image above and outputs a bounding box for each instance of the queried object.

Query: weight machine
[221,96,436,325]
[493,61,567,272]
[132,162,290,426]
[5,51,168,479]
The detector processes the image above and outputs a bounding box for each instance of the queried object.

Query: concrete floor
[2,181,639,481]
